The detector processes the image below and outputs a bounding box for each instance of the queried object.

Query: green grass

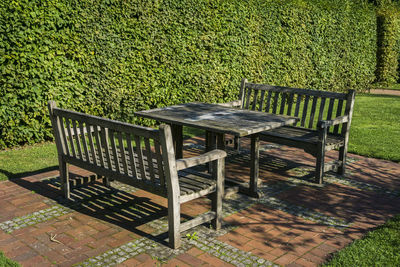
[0,142,58,181]
[0,251,20,267]
[348,94,400,162]
[323,214,400,266]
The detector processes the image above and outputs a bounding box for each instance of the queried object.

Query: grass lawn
[348,94,400,162]
[323,214,400,266]
[0,251,20,267]
[0,142,58,181]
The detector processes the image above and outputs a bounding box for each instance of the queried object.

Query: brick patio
[1,136,399,266]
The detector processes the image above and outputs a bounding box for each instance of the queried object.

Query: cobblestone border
[75,225,277,267]
[192,229,277,267]
[0,204,72,233]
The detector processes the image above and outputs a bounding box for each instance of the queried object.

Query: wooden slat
[135,135,147,180]
[72,120,83,160]
[251,89,259,111]
[179,212,216,231]
[101,127,112,169]
[109,130,120,173]
[79,122,89,161]
[279,93,286,115]
[294,94,302,117]
[301,95,310,127]
[326,98,335,121]
[154,140,165,187]
[318,97,326,123]
[65,118,76,157]
[245,88,252,109]
[239,78,247,108]
[59,116,70,156]
[308,96,318,128]
[94,126,105,167]
[86,123,97,165]
[258,90,266,111]
[272,92,279,114]
[245,82,347,100]
[334,99,344,134]
[144,138,156,183]
[287,93,294,116]
[265,90,272,112]
[179,175,213,189]
[126,134,138,178]
[118,132,128,175]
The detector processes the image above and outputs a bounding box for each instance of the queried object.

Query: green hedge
[0,0,377,149]
[376,5,400,84]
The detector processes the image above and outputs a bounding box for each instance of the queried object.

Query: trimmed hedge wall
[376,6,400,84]
[0,0,377,149]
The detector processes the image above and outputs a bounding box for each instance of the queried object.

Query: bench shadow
[8,172,184,247]
[0,166,59,180]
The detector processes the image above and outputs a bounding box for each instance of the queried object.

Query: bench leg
[234,136,240,153]
[168,196,181,249]
[338,146,347,175]
[315,148,325,184]
[249,134,260,196]
[59,160,70,199]
[211,158,224,230]
[102,176,111,187]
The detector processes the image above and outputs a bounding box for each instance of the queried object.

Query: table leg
[249,134,260,198]
[216,133,225,150]
[171,124,183,159]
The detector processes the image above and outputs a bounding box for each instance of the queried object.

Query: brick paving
[1,137,399,266]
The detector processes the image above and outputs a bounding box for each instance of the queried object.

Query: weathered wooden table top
[135,103,298,137]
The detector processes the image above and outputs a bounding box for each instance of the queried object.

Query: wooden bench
[48,101,226,249]
[224,78,355,184]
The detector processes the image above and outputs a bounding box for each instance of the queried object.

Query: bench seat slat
[260,126,344,146]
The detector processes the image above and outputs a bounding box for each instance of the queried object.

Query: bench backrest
[48,101,177,196]
[239,79,356,135]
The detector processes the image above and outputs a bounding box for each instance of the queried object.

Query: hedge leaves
[1,0,376,149]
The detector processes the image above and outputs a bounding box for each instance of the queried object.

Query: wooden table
[135,102,298,197]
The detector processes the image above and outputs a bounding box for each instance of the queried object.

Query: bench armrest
[176,149,227,171]
[217,100,242,108]
[317,115,349,129]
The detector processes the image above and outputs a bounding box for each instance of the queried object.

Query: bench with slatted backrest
[225,79,355,184]
[48,101,226,249]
